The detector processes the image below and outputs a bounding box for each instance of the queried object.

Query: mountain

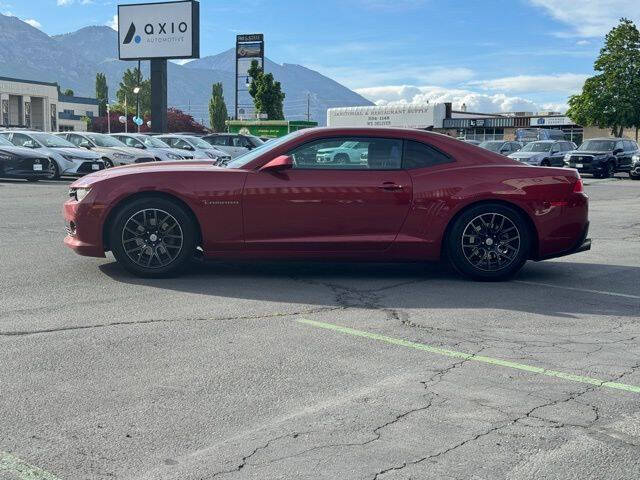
[0,15,372,125]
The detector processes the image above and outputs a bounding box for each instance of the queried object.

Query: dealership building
[327,104,611,144]
[0,76,100,132]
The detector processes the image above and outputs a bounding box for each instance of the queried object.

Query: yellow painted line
[515,280,640,300]
[0,451,62,480]
[296,319,640,394]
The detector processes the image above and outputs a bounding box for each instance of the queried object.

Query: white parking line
[514,280,640,300]
[0,451,62,480]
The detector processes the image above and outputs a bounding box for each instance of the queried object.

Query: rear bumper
[537,222,591,261]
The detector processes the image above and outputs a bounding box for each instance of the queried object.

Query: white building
[327,104,448,129]
[0,76,100,132]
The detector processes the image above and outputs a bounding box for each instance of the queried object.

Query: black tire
[103,157,114,168]
[541,159,550,166]
[109,196,197,278]
[334,153,349,164]
[447,203,531,281]
[603,161,615,178]
[630,173,640,180]
[26,177,40,182]
[46,160,60,180]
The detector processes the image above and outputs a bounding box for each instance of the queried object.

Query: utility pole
[307,93,310,121]
[135,60,141,133]
[124,95,127,133]
[106,103,111,134]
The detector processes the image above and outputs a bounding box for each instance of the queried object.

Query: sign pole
[151,59,168,133]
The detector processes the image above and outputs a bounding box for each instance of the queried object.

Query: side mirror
[24,140,39,149]
[259,155,293,172]
[613,148,623,155]
[186,145,195,151]
[79,140,92,149]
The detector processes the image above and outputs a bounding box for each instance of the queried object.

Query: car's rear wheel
[630,172,640,180]
[334,153,349,164]
[109,196,196,277]
[603,161,615,178]
[447,204,531,281]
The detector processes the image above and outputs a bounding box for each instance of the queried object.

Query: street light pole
[135,60,141,133]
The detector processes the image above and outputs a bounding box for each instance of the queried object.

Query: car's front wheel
[103,157,114,168]
[46,160,60,180]
[109,196,197,277]
[447,204,531,281]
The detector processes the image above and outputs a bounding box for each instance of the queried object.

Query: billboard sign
[235,33,265,119]
[118,1,200,60]
[529,116,571,126]
[327,104,447,129]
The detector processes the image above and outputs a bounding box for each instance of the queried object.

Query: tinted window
[67,134,85,147]
[288,137,402,170]
[403,140,453,169]
[208,136,227,146]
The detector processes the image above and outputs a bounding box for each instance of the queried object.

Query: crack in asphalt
[0,306,343,337]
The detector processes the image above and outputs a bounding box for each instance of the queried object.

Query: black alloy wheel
[447,203,530,281]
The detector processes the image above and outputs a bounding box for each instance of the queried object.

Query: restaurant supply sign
[118,1,200,60]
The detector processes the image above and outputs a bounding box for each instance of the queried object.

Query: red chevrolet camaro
[63,127,590,280]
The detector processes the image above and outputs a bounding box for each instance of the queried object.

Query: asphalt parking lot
[1,175,639,480]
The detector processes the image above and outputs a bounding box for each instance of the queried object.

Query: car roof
[588,137,625,141]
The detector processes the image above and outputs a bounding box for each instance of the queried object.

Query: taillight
[572,178,584,193]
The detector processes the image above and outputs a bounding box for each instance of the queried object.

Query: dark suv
[565,138,639,178]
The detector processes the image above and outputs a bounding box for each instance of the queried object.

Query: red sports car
[63,128,590,280]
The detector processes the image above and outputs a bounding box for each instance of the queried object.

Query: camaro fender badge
[202,200,240,206]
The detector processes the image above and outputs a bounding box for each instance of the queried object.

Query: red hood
[70,160,230,188]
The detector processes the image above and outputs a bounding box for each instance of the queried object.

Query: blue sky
[3,0,640,113]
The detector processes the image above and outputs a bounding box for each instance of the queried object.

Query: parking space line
[0,451,62,480]
[296,319,640,394]
[514,280,640,300]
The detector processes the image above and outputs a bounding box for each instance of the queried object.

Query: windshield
[226,132,300,169]
[0,135,13,146]
[578,140,616,151]
[32,133,75,148]
[185,136,214,149]
[521,142,553,152]
[478,141,504,152]
[85,134,126,148]
[140,136,170,148]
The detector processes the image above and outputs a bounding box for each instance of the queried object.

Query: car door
[242,136,412,251]
[548,142,564,167]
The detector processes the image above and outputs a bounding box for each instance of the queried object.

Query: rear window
[402,140,453,169]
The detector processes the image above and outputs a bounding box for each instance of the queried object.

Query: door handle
[378,182,403,191]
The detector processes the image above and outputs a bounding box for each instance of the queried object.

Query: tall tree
[567,18,640,137]
[208,82,228,132]
[248,60,285,120]
[95,73,109,117]
[116,67,151,115]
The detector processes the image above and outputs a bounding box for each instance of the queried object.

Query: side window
[402,140,454,170]
[160,138,173,147]
[288,137,402,170]
[124,137,143,148]
[67,134,84,146]
[11,133,33,147]
[231,136,245,147]
[174,139,191,150]
[209,136,227,146]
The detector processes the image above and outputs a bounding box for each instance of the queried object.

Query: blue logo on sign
[135,35,141,43]
[537,118,545,125]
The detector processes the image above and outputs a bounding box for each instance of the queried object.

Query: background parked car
[156,135,230,165]
[564,138,638,178]
[0,130,103,179]
[109,133,191,161]
[631,153,640,180]
[508,140,576,167]
[515,128,566,143]
[56,132,156,167]
[202,133,264,158]
[478,140,522,156]
[0,134,51,181]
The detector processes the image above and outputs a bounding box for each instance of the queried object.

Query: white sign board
[118,1,199,60]
[327,104,446,129]
[529,116,572,126]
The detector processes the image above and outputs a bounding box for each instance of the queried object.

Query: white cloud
[24,18,41,29]
[106,14,117,30]
[355,85,568,114]
[469,73,588,94]
[576,40,589,46]
[56,0,72,5]
[529,0,640,37]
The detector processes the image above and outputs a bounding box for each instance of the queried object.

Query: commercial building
[327,103,612,144]
[0,76,100,132]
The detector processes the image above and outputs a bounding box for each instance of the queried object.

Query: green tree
[208,82,228,132]
[62,88,74,96]
[116,67,151,115]
[95,73,109,117]
[567,18,640,137]
[248,60,285,120]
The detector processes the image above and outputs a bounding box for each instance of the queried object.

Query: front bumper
[63,199,106,257]
[61,160,105,176]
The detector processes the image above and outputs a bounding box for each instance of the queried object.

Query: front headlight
[114,153,134,160]
[70,187,91,202]
[62,154,83,161]
[632,154,640,164]
[166,152,181,160]
[564,154,571,161]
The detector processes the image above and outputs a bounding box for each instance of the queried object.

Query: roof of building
[58,94,100,106]
[0,76,58,87]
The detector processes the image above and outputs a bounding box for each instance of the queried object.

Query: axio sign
[118,1,200,60]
